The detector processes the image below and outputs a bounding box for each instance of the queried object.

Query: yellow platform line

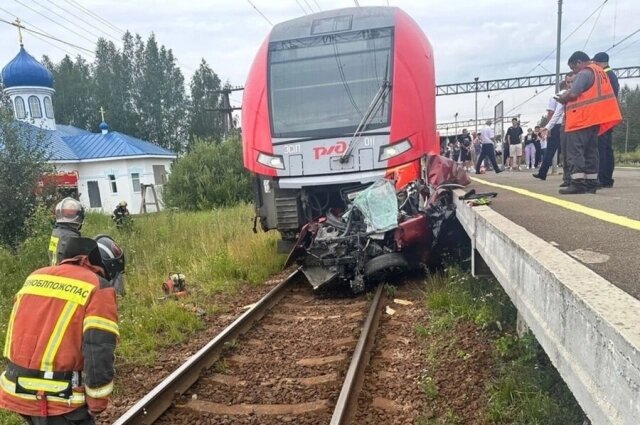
[471,177,640,231]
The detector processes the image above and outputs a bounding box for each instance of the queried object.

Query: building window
[87,181,102,208]
[28,96,42,118]
[44,96,54,119]
[108,174,118,193]
[131,173,141,192]
[153,165,167,185]
[14,97,27,119]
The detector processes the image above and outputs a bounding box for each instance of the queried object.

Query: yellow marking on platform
[471,177,640,231]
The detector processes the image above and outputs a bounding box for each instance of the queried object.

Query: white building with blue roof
[1,44,177,214]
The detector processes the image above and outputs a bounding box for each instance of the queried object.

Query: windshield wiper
[340,56,391,163]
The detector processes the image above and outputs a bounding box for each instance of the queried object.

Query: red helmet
[55,197,85,228]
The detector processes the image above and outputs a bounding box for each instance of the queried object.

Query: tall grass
[0,204,284,365]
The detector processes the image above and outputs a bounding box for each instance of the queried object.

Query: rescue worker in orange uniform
[556,51,622,194]
[0,235,124,425]
[48,198,85,266]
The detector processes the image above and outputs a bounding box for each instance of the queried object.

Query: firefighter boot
[559,179,586,195]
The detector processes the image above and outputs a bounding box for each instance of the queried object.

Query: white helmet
[55,197,85,228]
[119,201,127,207]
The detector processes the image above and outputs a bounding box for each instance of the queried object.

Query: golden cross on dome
[99,106,106,122]
[14,18,24,47]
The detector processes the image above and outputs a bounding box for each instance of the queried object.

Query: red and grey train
[242,6,439,249]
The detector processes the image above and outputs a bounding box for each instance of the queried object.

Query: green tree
[48,55,94,129]
[613,85,640,154]
[163,136,252,210]
[0,95,52,249]
[189,59,223,146]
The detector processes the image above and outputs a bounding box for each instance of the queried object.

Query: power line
[524,0,608,76]
[295,0,309,15]
[61,0,125,36]
[505,85,553,116]
[312,0,323,11]
[0,16,75,57]
[246,0,274,26]
[353,0,361,6]
[0,17,95,55]
[29,0,120,44]
[302,0,316,13]
[42,0,122,42]
[12,0,97,46]
[0,8,93,57]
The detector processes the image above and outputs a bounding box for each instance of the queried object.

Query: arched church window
[44,96,54,119]
[28,96,42,119]
[14,97,26,119]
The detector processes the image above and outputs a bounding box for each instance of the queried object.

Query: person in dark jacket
[111,201,130,227]
[592,52,620,188]
[48,198,85,266]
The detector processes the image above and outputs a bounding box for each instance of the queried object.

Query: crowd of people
[442,50,622,195]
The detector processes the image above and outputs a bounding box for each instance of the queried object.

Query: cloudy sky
[1,0,639,130]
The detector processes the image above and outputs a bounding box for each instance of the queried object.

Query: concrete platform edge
[454,189,640,425]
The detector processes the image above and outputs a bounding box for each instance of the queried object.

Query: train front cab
[242,7,437,246]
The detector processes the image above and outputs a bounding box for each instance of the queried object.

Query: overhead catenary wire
[61,0,125,36]
[524,0,609,76]
[353,0,360,6]
[606,27,640,52]
[42,0,123,42]
[295,0,309,15]
[582,2,605,49]
[246,0,274,26]
[302,0,316,13]
[11,0,98,46]
[312,0,323,11]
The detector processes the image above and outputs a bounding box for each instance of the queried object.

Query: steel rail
[112,269,301,425]
[330,283,385,425]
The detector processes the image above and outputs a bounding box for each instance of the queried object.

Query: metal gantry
[435,66,640,96]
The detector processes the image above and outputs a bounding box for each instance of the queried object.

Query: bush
[617,148,640,165]
[163,137,253,210]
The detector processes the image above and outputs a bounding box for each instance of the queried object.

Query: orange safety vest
[565,63,622,135]
[0,257,118,417]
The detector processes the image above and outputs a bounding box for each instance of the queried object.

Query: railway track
[113,269,385,425]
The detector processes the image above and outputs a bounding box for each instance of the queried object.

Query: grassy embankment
[417,266,586,425]
[0,204,283,423]
[617,148,640,166]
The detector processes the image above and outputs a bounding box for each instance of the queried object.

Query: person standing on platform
[533,126,543,167]
[592,52,620,188]
[523,128,537,169]
[533,76,572,183]
[475,120,503,174]
[505,118,523,170]
[556,51,622,194]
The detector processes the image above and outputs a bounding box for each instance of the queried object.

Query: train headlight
[379,139,412,161]
[257,152,285,170]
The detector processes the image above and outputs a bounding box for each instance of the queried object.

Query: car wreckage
[285,156,471,293]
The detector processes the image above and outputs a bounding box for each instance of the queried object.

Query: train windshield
[269,27,393,139]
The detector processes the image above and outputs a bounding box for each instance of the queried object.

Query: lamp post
[454,112,458,140]
[474,77,479,134]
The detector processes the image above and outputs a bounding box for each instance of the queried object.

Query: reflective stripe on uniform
[0,373,85,405]
[17,376,69,393]
[85,381,113,398]
[48,236,59,265]
[19,274,94,306]
[40,301,79,372]
[3,295,22,359]
[83,316,119,336]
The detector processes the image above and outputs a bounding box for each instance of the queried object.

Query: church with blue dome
[1,42,176,214]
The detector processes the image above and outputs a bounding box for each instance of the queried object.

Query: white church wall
[56,156,174,215]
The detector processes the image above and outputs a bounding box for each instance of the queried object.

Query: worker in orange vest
[0,236,124,425]
[556,51,622,194]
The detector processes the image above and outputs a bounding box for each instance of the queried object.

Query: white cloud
[1,0,639,127]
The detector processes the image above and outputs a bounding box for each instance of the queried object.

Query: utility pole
[474,77,479,134]
[555,0,563,92]
[625,118,630,153]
